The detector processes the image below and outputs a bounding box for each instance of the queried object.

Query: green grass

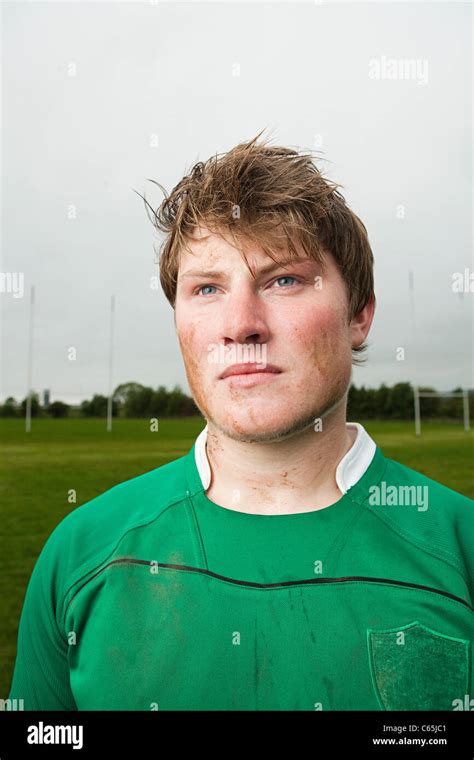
[1,417,472,697]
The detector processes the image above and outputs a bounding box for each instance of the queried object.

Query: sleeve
[457,497,474,606]
[7,521,78,710]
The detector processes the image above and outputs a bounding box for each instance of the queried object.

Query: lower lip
[222,371,281,387]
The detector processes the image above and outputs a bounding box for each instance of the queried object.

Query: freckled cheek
[295,305,349,369]
[177,321,214,382]
[294,303,343,342]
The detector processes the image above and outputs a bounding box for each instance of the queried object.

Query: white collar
[194,422,376,494]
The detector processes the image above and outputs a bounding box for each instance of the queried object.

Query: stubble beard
[191,369,351,445]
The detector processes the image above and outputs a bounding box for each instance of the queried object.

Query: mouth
[219,363,282,385]
[219,363,282,379]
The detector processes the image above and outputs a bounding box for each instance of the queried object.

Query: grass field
[1,417,473,698]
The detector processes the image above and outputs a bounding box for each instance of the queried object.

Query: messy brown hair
[139,129,375,365]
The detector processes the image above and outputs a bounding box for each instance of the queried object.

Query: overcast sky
[1,0,472,405]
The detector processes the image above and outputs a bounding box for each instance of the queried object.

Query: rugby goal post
[413,386,471,436]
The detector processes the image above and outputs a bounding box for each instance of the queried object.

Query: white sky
[1,0,472,404]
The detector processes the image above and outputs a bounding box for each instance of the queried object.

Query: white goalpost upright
[106,294,116,432]
[410,271,471,437]
[413,386,471,436]
[25,284,35,433]
[22,290,116,428]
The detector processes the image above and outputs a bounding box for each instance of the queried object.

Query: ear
[350,294,376,349]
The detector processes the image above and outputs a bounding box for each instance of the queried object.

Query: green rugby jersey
[6,423,474,711]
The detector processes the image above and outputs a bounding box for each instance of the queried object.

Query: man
[7,134,473,711]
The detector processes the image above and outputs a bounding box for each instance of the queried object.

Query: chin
[212,408,317,444]
[218,425,287,444]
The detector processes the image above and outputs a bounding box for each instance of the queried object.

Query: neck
[204,409,356,515]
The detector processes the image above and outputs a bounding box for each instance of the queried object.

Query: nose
[220,284,270,346]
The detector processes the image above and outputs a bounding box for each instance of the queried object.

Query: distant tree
[347,384,361,418]
[439,386,464,420]
[120,383,200,418]
[113,382,146,411]
[152,385,171,416]
[355,385,373,419]
[165,385,187,416]
[387,382,414,420]
[20,392,40,417]
[349,382,416,420]
[0,396,18,417]
[124,386,154,417]
[80,394,118,417]
[374,383,391,418]
[49,401,70,418]
[417,387,440,418]
[181,395,200,416]
[365,388,379,419]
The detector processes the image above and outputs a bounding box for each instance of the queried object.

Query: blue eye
[196,285,218,296]
[273,276,299,288]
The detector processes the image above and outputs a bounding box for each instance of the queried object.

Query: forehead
[178,226,331,274]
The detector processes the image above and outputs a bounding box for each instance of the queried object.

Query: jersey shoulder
[30,452,192,617]
[365,453,474,584]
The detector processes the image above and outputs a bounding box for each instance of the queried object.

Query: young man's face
[174,227,374,443]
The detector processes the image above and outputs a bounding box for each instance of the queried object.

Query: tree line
[0,381,471,421]
[0,382,198,419]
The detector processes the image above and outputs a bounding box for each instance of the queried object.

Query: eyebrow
[178,257,315,281]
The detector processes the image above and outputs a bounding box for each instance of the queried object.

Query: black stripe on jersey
[64,558,474,612]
